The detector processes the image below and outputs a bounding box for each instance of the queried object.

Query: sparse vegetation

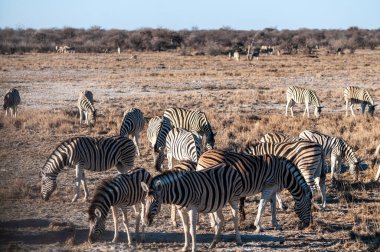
[0,49,379,251]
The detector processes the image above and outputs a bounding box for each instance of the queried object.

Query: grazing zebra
[153,128,202,172]
[40,136,136,202]
[197,150,312,232]
[88,168,151,244]
[77,90,96,127]
[260,132,303,143]
[243,141,326,211]
[344,86,377,117]
[286,86,323,118]
[3,88,21,117]
[299,130,360,180]
[120,108,145,156]
[371,144,380,181]
[141,163,243,252]
[147,116,163,148]
[154,108,216,171]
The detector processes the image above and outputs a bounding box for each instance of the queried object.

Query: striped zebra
[153,128,202,172]
[260,132,303,143]
[243,141,326,210]
[120,108,145,156]
[3,88,21,118]
[141,163,243,252]
[153,108,216,169]
[286,86,323,118]
[299,130,360,180]
[371,144,380,181]
[77,90,96,127]
[197,150,313,232]
[344,86,377,117]
[147,116,163,148]
[40,136,136,202]
[88,168,151,244]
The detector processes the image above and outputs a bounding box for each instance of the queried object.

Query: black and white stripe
[197,150,313,232]
[40,136,136,202]
[141,163,243,251]
[153,128,202,171]
[372,144,380,181]
[344,86,377,117]
[88,168,151,244]
[286,86,323,118]
[120,108,145,156]
[244,141,326,210]
[260,132,303,143]
[3,88,21,117]
[147,116,163,148]
[299,130,360,180]
[153,108,216,167]
[77,90,96,127]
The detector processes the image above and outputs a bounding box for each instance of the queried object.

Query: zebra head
[294,189,312,230]
[349,161,361,181]
[153,146,164,172]
[314,106,323,118]
[40,172,57,201]
[368,104,377,117]
[88,207,106,243]
[88,109,97,127]
[141,180,162,226]
[205,132,217,150]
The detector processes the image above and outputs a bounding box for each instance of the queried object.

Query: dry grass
[0,50,379,251]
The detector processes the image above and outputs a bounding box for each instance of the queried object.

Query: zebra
[285,86,323,118]
[299,130,360,180]
[154,108,216,171]
[141,162,243,252]
[40,136,136,202]
[88,168,151,244]
[147,116,163,148]
[3,88,21,117]
[153,127,202,172]
[197,150,313,232]
[344,86,377,117]
[120,108,145,156]
[260,132,303,143]
[243,141,326,211]
[371,144,380,181]
[77,90,96,127]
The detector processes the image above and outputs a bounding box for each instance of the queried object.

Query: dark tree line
[0,26,379,54]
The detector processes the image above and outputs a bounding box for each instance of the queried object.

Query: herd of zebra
[2,84,379,251]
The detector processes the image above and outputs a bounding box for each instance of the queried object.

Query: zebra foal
[88,168,151,244]
[285,86,323,118]
[299,130,360,180]
[40,136,136,202]
[344,86,377,117]
[141,163,243,252]
[197,150,313,232]
[120,108,145,156]
[3,88,21,117]
[77,90,96,127]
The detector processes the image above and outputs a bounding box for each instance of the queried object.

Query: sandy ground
[0,50,380,251]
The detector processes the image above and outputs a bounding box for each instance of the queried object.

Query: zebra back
[166,128,202,163]
[147,163,243,213]
[243,141,323,191]
[120,108,145,137]
[344,86,374,105]
[260,132,302,143]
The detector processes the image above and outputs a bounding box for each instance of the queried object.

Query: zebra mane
[152,169,188,186]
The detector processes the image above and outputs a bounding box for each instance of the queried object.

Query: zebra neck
[284,165,309,200]
[42,147,71,175]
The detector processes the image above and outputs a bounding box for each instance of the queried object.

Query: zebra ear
[95,208,102,218]
[141,182,149,192]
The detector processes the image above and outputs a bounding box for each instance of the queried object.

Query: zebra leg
[270,194,282,230]
[81,171,89,201]
[345,100,349,117]
[133,205,141,242]
[111,206,121,243]
[375,164,380,181]
[238,197,246,221]
[285,99,292,116]
[315,176,327,209]
[254,197,268,232]
[349,104,356,117]
[360,102,366,114]
[208,212,216,228]
[171,205,177,227]
[275,193,288,211]
[229,200,243,245]
[178,209,191,251]
[289,100,295,117]
[135,133,141,156]
[139,202,146,242]
[304,102,310,118]
[210,210,223,249]
[330,155,337,181]
[189,209,198,252]
[72,164,83,202]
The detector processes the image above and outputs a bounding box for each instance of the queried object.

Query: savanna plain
[0,49,380,251]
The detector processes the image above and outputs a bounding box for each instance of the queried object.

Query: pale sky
[0,0,379,30]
